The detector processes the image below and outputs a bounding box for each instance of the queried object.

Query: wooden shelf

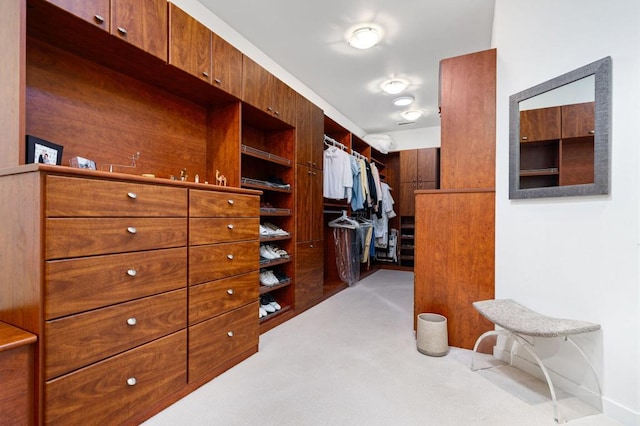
[241,145,292,167]
[259,279,292,295]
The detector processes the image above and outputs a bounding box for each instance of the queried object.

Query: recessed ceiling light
[382,79,409,95]
[401,110,423,121]
[348,26,381,50]
[393,95,415,107]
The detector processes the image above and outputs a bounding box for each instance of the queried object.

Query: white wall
[387,126,441,151]
[492,0,640,423]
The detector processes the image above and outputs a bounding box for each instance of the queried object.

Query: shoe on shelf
[262,222,289,237]
[266,293,281,311]
[260,295,276,313]
[274,271,290,282]
[260,245,279,260]
[260,270,279,286]
[259,224,271,236]
[264,245,282,259]
[259,306,268,318]
[270,245,288,257]
[266,270,280,285]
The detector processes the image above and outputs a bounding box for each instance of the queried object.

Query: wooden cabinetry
[295,95,324,310]
[188,189,259,382]
[0,322,36,425]
[414,48,496,349]
[398,148,439,267]
[399,148,439,216]
[414,190,495,349]
[48,0,168,60]
[0,167,260,424]
[519,102,595,188]
[169,3,211,83]
[212,33,243,98]
[168,4,242,97]
[439,48,496,190]
[243,56,296,125]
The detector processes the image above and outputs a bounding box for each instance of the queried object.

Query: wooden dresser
[0,164,260,424]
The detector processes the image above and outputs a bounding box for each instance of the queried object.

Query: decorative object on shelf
[215,170,227,186]
[102,151,140,173]
[179,168,188,181]
[26,135,64,165]
[69,156,96,170]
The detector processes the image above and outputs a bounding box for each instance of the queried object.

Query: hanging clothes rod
[323,134,348,151]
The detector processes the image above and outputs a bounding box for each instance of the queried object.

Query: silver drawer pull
[521,136,528,141]
[127,192,137,199]
[227,289,234,295]
[127,269,137,277]
[227,254,234,260]
[214,78,222,84]
[227,224,234,229]
[202,71,209,77]
[589,130,595,134]
[126,377,137,386]
[94,14,105,24]
[127,317,137,326]
[117,27,128,35]
[227,199,234,205]
[127,226,137,234]
[227,331,234,337]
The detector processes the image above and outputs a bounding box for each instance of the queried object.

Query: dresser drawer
[189,241,259,284]
[46,218,187,259]
[46,175,187,217]
[45,248,187,319]
[45,330,186,425]
[188,302,258,381]
[189,271,259,325]
[45,289,186,380]
[190,190,259,217]
[189,217,259,245]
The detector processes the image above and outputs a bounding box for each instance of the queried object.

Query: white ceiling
[196,0,495,135]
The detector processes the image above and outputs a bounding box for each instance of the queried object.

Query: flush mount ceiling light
[401,109,423,121]
[393,95,415,107]
[382,79,409,95]
[348,26,381,49]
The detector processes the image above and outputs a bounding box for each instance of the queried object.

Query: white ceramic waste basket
[416,313,449,356]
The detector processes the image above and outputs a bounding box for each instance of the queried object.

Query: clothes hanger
[328,210,359,229]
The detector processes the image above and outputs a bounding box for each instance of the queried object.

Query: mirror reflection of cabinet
[519,101,594,189]
[509,56,610,199]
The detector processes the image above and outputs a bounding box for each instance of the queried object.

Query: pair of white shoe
[260,245,282,260]
[259,294,281,317]
[260,223,289,237]
[260,270,279,286]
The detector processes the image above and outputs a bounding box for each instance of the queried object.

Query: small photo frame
[69,156,97,170]
[26,135,64,165]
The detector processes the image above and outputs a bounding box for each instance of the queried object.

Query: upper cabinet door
[295,95,323,169]
[519,106,561,142]
[169,4,211,83]
[242,56,272,113]
[111,0,167,61]
[561,102,595,139]
[212,33,242,98]
[271,78,296,126]
[417,148,438,183]
[242,56,295,125]
[45,0,110,31]
[399,150,417,183]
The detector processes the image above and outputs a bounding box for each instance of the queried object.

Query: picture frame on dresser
[26,135,64,165]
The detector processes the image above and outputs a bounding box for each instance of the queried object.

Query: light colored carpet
[144,269,619,426]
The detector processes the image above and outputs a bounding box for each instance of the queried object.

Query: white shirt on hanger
[323,147,353,200]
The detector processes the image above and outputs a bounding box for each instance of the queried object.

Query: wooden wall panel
[439,49,496,190]
[414,190,495,350]
[26,38,208,180]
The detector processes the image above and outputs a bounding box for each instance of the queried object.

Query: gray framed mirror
[509,57,611,199]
